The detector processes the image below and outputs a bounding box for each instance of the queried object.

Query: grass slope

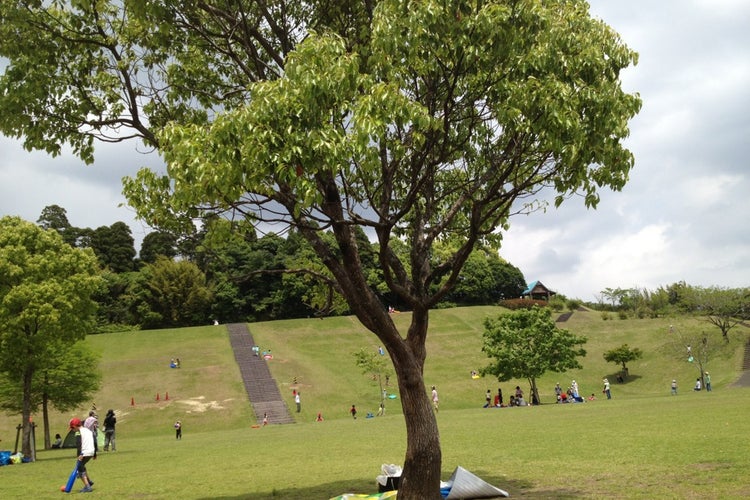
[1,307,749,499]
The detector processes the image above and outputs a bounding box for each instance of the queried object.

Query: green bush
[499,298,548,310]
[566,299,582,311]
[549,296,565,312]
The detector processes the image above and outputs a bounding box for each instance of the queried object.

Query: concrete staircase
[226,323,295,425]
[555,311,573,322]
[731,335,750,387]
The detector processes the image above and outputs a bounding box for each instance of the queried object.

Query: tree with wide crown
[0,1,641,496]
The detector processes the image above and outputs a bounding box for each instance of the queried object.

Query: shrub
[500,298,549,310]
[566,299,582,311]
[549,297,565,312]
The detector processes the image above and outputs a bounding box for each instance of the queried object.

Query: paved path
[226,323,295,424]
[732,336,750,388]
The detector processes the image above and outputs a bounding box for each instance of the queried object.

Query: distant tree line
[591,283,749,341]
[36,205,527,330]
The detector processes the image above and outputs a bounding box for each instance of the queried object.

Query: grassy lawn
[1,307,749,498]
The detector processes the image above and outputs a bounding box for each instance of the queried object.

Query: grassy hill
[2,305,745,441]
[251,306,746,416]
[1,306,749,499]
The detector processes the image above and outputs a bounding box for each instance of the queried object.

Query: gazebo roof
[522,280,556,297]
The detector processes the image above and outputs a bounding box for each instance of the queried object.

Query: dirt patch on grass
[176,396,231,413]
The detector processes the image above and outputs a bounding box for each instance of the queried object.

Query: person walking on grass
[704,372,712,392]
[103,409,116,451]
[431,386,439,412]
[70,418,96,493]
[350,405,357,419]
[603,378,611,399]
[671,379,678,396]
[174,420,182,439]
[295,391,301,413]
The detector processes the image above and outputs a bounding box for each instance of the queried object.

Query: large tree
[0,217,102,458]
[444,248,526,305]
[139,230,178,265]
[0,1,640,496]
[132,257,213,329]
[480,306,587,404]
[90,222,137,273]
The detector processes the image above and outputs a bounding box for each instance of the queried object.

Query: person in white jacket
[70,418,96,493]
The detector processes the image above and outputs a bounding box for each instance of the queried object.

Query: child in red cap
[70,418,96,493]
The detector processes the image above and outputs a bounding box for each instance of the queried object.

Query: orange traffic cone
[131,397,135,406]
[165,392,169,401]
[156,393,160,401]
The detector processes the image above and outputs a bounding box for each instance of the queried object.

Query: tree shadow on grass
[604,372,642,384]
[199,472,587,499]
[197,476,373,500]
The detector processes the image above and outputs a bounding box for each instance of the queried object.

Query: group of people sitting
[554,382,586,403]
[483,386,530,408]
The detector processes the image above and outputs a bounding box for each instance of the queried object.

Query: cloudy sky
[503,0,750,300]
[1,1,748,301]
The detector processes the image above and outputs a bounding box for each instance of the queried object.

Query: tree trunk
[394,354,442,499]
[298,215,444,497]
[21,367,33,458]
[357,301,442,498]
[529,378,540,405]
[43,392,51,450]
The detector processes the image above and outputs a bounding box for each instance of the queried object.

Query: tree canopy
[0,1,640,495]
[688,286,747,341]
[603,344,643,378]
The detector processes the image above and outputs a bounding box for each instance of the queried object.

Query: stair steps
[226,323,295,425]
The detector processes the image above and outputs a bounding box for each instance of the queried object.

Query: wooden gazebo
[521,280,557,301]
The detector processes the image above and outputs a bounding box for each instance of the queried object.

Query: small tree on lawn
[481,306,587,404]
[354,347,392,409]
[603,344,643,379]
[667,325,722,387]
